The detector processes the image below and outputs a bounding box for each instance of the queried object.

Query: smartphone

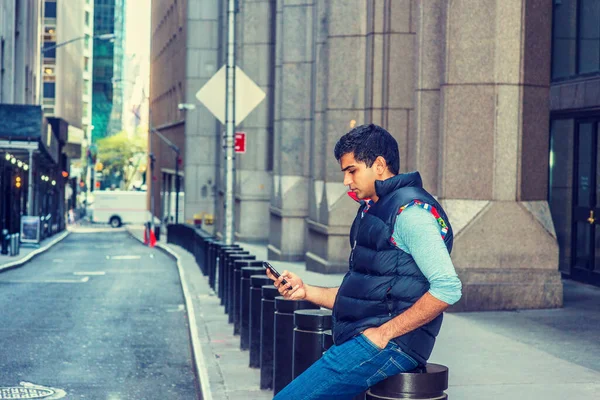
[263,261,288,286]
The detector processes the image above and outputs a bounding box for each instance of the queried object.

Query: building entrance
[572,120,600,285]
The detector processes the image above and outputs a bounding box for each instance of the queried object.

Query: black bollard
[249,276,273,368]
[273,297,320,395]
[1,229,8,255]
[194,234,205,275]
[293,309,332,378]
[260,285,279,390]
[233,260,264,335]
[222,250,249,309]
[208,242,227,290]
[218,247,244,303]
[366,364,449,400]
[226,254,255,316]
[201,237,216,276]
[207,241,218,289]
[240,267,266,350]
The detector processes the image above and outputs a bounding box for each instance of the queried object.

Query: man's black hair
[334,124,399,175]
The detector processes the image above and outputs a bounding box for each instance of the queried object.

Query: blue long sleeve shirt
[390,205,462,305]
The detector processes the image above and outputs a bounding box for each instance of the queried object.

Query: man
[267,124,462,399]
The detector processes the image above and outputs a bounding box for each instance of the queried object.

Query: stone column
[234,0,275,242]
[268,0,313,261]
[411,0,445,192]
[305,0,415,273]
[306,0,369,273]
[184,0,221,234]
[366,0,415,174]
[306,0,328,259]
[438,0,562,310]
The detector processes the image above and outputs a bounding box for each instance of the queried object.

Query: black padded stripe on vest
[332,172,454,366]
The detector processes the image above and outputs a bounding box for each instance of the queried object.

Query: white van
[91,191,149,228]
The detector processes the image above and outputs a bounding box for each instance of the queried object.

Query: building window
[552,0,600,80]
[44,26,56,41]
[85,11,90,27]
[84,57,90,72]
[44,1,57,18]
[43,42,56,59]
[84,34,90,50]
[578,0,600,74]
[43,66,55,81]
[43,82,56,98]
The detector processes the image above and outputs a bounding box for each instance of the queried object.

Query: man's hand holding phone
[264,262,307,301]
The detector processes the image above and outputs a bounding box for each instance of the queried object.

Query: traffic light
[15,176,21,188]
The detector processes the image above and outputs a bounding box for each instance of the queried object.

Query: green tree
[96,129,147,189]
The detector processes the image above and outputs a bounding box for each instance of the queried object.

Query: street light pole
[223,0,237,245]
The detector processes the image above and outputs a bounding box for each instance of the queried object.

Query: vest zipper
[386,288,393,316]
[350,206,365,266]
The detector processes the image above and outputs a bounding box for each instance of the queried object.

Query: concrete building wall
[0,0,43,105]
[233,0,275,242]
[54,0,84,128]
[182,0,220,232]
[268,0,313,261]
[149,0,187,222]
[433,0,561,311]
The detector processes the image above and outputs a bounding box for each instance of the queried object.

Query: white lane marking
[74,271,105,276]
[0,277,89,284]
[166,304,185,312]
[108,255,141,260]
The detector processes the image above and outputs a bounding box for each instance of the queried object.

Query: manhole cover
[0,383,65,399]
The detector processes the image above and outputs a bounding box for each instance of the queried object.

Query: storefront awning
[0,104,60,165]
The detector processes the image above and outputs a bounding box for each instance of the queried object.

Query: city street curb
[126,230,210,400]
[0,231,70,273]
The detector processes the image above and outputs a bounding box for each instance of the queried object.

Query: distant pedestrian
[267,124,462,399]
[68,209,75,225]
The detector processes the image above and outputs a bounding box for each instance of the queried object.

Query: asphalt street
[0,231,198,399]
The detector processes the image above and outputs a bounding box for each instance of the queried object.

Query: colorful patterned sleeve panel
[391,202,462,305]
[397,200,449,240]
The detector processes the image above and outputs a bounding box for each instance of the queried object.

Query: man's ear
[374,156,387,175]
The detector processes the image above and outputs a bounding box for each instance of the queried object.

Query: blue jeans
[273,334,419,400]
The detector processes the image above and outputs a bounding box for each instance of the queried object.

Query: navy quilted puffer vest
[331,172,453,365]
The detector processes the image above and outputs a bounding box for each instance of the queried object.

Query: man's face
[340,153,377,200]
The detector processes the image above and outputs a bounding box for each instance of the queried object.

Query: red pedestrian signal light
[95,181,101,189]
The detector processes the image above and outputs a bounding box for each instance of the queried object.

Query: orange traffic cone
[143,225,149,245]
[149,227,157,248]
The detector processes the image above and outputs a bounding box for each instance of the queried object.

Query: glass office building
[92,0,125,140]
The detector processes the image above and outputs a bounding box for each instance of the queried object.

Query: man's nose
[343,174,352,187]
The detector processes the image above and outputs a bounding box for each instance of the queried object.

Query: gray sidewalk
[130,228,600,400]
[0,230,70,272]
